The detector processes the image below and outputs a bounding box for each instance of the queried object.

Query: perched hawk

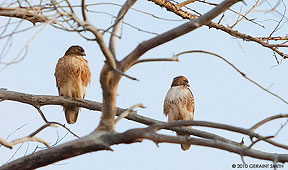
[54,45,91,124]
[163,76,195,151]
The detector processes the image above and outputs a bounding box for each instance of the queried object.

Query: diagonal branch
[0,138,13,149]
[114,103,144,124]
[108,0,137,57]
[175,0,197,9]
[148,0,288,59]
[119,0,242,72]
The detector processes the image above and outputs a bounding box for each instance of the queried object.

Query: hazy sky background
[1,0,288,170]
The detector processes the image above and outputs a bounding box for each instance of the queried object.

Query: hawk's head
[171,76,190,87]
[65,45,86,56]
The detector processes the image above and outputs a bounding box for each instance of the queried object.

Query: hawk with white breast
[163,76,195,151]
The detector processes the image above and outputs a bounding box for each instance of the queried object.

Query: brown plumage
[54,45,91,124]
[163,76,195,151]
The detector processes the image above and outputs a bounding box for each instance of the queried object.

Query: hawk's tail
[64,106,79,124]
[176,132,191,151]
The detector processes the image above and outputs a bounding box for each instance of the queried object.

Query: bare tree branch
[119,0,243,72]
[1,1,288,169]
[148,0,288,59]
[132,55,179,65]
[114,103,144,124]
[81,0,87,21]
[250,114,288,131]
[2,87,288,169]
[231,0,260,28]
[1,89,287,150]
[0,121,79,150]
[68,12,137,81]
[9,136,49,148]
[0,88,234,144]
[67,12,117,70]
[0,138,13,149]
[175,0,197,9]
[2,124,288,170]
[108,0,137,57]
[0,7,54,24]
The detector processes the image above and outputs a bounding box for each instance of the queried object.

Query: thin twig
[132,55,179,66]
[250,114,288,131]
[33,106,49,123]
[108,0,137,57]
[176,0,196,9]
[231,0,260,28]
[114,104,145,124]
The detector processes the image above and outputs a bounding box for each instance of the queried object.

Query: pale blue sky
[1,0,288,170]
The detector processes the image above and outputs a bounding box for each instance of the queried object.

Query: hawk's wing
[54,55,91,98]
[186,88,194,113]
[80,57,91,88]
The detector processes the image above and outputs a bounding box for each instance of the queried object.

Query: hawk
[54,45,91,124]
[163,76,195,151]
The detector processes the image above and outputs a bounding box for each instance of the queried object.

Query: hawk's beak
[82,52,86,56]
[187,84,190,87]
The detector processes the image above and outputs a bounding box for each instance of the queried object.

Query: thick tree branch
[124,128,288,163]
[0,88,245,145]
[1,89,287,150]
[148,120,288,150]
[2,124,288,170]
[0,7,53,24]
[2,88,288,169]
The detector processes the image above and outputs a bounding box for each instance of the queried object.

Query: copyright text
[232,163,284,169]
